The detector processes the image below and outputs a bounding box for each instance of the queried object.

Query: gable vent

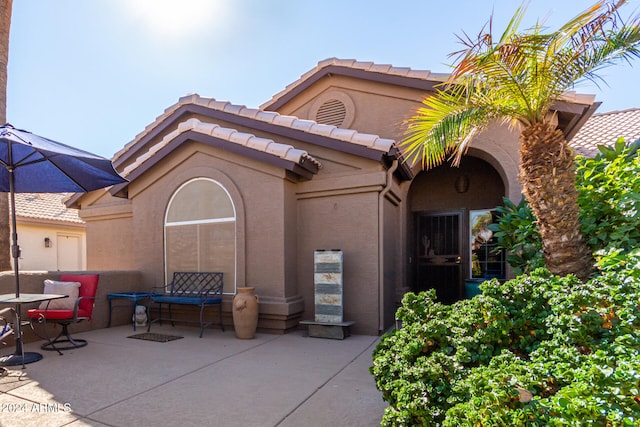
[315,99,347,127]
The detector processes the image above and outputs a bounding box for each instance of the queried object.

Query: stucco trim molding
[78,203,133,222]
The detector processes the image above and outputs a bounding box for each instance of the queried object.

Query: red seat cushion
[28,308,91,320]
[27,274,99,324]
[61,274,99,315]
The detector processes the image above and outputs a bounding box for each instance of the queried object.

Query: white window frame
[164,177,237,293]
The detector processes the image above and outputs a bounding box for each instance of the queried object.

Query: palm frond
[402,88,505,168]
[401,0,640,169]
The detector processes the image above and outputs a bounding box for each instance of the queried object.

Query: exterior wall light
[455,175,470,193]
[44,237,52,248]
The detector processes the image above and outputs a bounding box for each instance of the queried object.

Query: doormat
[127,332,184,343]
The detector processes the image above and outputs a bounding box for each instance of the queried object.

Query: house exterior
[69,58,599,335]
[12,193,86,271]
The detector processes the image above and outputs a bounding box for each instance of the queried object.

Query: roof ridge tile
[114,83,400,167]
[229,131,254,146]
[259,58,438,110]
[591,107,640,117]
[121,118,322,178]
[238,107,261,119]
[193,94,397,153]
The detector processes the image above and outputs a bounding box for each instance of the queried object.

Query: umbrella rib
[8,146,93,193]
[34,153,93,193]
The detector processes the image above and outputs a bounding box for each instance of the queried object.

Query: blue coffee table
[107,292,161,331]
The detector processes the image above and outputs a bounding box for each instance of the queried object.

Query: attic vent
[315,99,347,127]
[309,91,355,128]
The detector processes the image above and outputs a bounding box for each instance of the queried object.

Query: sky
[7,0,640,159]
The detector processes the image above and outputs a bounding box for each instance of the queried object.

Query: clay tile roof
[121,117,321,178]
[260,58,448,110]
[12,193,84,224]
[570,108,640,157]
[113,92,397,167]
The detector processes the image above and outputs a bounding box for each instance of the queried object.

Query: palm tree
[402,0,640,281]
[0,0,12,272]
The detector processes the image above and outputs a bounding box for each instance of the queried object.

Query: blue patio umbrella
[0,123,127,366]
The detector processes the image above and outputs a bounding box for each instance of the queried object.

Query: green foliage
[576,137,640,263]
[488,197,544,274]
[373,138,640,426]
[490,138,640,272]
[371,256,640,425]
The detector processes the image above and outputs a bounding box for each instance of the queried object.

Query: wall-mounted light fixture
[455,174,470,193]
[44,237,52,248]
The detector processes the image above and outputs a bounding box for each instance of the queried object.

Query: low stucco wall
[0,270,144,345]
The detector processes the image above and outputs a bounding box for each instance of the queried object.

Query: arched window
[164,178,236,293]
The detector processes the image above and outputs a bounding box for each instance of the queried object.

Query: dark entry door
[415,210,464,304]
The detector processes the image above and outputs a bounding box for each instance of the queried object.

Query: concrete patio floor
[0,325,387,426]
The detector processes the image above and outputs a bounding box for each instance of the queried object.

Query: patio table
[0,293,67,368]
[107,292,161,331]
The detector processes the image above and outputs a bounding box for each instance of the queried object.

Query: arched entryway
[407,156,506,303]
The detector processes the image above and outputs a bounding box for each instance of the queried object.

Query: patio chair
[27,274,99,355]
[0,307,14,342]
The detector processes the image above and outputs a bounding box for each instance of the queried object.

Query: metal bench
[147,272,224,337]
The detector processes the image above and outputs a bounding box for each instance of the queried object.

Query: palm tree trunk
[519,122,594,281]
[0,0,12,272]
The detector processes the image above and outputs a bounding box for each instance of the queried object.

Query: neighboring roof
[570,108,640,157]
[12,193,84,224]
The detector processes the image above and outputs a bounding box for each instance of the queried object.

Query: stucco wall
[297,191,381,335]
[14,222,86,271]
[276,75,422,143]
[275,73,523,205]
[99,143,308,332]
[409,157,505,213]
[80,199,134,271]
[383,195,401,330]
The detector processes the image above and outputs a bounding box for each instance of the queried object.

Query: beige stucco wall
[383,194,402,328]
[81,139,312,332]
[14,221,86,271]
[80,199,134,271]
[276,76,421,143]
[276,72,522,327]
[297,191,381,334]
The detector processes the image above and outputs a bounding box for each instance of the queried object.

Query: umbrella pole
[9,168,19,297]
[0,168,45,368]
[8,167,25,368]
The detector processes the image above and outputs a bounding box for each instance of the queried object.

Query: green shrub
[577,138,640,260]
[488,197,544,274]
[489,138,640,272]
[371,254,640,426]
[371,140,640,425]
